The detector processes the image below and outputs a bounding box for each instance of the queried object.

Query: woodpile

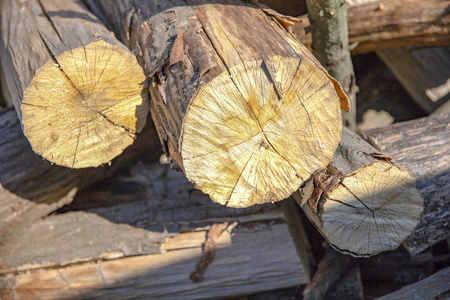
[0,113,448,299]
[0,0,448,298]
[86,0,350,208]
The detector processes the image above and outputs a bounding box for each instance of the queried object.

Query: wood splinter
[190,222,231,282]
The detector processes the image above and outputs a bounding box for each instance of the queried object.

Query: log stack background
[0,0,449,299]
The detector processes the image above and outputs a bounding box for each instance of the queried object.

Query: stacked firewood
[0,0,448,299]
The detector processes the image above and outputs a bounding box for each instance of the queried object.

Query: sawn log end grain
[181,56,342,208]
[22,40,148,168]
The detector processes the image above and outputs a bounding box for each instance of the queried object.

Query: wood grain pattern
[297,127,423,257]
[0,0,149,168]
[86,0,349,207]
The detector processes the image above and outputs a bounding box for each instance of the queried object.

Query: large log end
[180,56,342,208]
[22,40,149,168]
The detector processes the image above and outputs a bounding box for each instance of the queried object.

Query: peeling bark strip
[86,0,350,208]
[295,128,424,257]
[0,0,149,168]
[190,222,229,282]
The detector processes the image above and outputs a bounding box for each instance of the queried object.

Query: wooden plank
[293,0,450,54]
[0,223,307,300]
[361,113,450,255]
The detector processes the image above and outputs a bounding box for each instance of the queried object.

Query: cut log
[361,112,450,255]
[0,109,161,205]
[0,215,307,299]
[86,0,350,208]
[294,0,450,54]
[377,47,450,114]
[295,127,423,257]
[0,0,149,168]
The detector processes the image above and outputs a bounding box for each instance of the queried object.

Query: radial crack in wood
[85,0,348,207]
[0,0,149,168]
[181,57,342,207]
[298,128,424,257]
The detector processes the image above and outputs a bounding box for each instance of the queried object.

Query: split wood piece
[0,0,149,168]
[295,127,424,257]
[0,223,307,299]
[303,247,352,300]
[86,0,350,208]
[305,0,358,131]
[294,0,450,54]
[376,266,450,300]
[0,109,161,205]
[377,47,450,114]
[361,112,450,255]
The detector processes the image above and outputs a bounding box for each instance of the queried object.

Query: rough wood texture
[0,222,307,299]
[296,127,423,257]
[87,0,350,208]
[303,248,352,299]
[377,47,450,114]
[0,109,161,204]
[376,266,450,300]
[362,113,450,255]
[281,197,316,281]
[305,0,358,130]
[294,0,450,54]
[0,0,149,168]
[0,161,277,272]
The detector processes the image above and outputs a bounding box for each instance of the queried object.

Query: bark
[305,0,358,130]
[361,112,450,255]
[377,47,450,114]
[0,0,149,168]
[86,0,350,208]
[294,0,450,54]
[295,127,424,257]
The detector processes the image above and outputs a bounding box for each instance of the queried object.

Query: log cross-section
[87,0,350,208]
[296,128,424,257]
[0,0,149,168]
